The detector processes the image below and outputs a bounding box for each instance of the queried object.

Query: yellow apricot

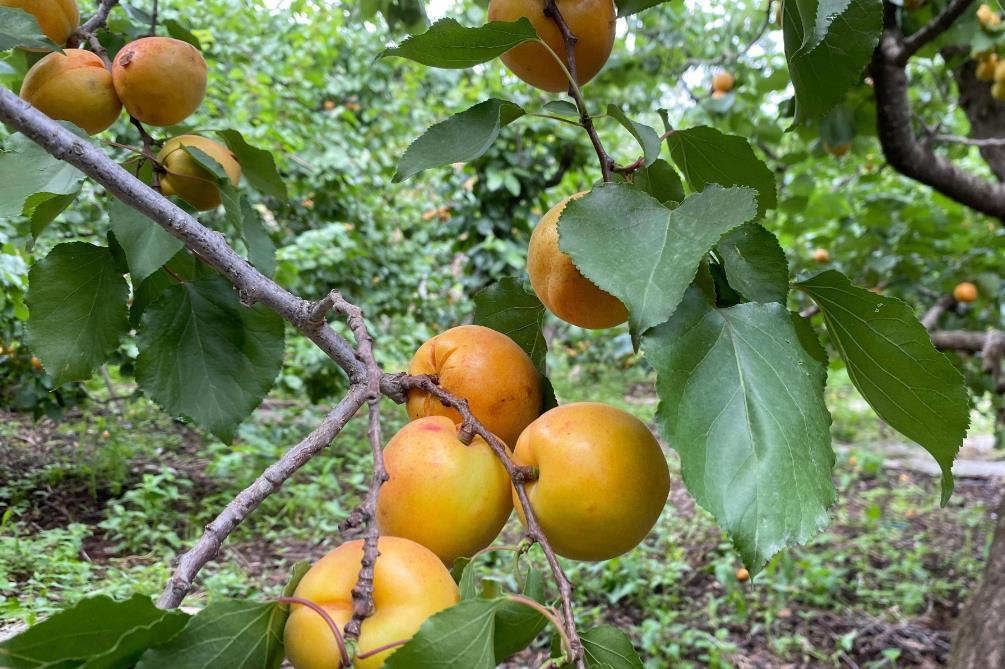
[527,193,628,329]
[823,141,850,157]
[712,71,735,92]
[377,416,512,565]
[488,0,616,92]
[19,49,121,134]
[977,55,999,81]
[284,537,459,669]
[0,0,78,45]
[406,325,542,447]
[112,36,207,126]
[812,248,831,263]
[156,135,241,211]
[512,402,670,561]
[993,81,1005,100]
[954,281,978,303]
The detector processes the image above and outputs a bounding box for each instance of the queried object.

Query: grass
[0,361,998,667]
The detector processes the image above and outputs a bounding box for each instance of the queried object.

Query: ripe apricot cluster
[978,3,1002,31]
[974,50,1005,100]
[15,2,239,210]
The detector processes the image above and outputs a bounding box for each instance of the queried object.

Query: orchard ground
[1,358,999,669]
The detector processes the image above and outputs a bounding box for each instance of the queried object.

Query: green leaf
[579,625,645,668]
[0,595,187,669]
[164,18,202,49]
[783,0,883,123]
[283,562,311,599]
[108,200,185,283]
[715,224,789,303]
[0,133,84,219]
[26,243,129,385]
[607,105,661,167]
[559,183,758,336]
[216,129,288,201]
[394,98,525,182]
[239,198,277,277]
[795,270,970,503]
[136,600,286,669]
[136,275,285,442]
[542,100,580,117]
[631,159,684,206]
[493,571,548,662]
[23,190,79,238]
[473,277,547,373]
[667,126,777,217]
[383,599,501,669]
[129,251,205,328]
[644,288,835,572]
[380,18,539,68]
[0,7,62,52]
[616,0,675,17]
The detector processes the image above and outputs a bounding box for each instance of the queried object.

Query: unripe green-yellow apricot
[157,135,241,211]
[112,36,207,126]
[19,49,121,134]
[0,0,78,45]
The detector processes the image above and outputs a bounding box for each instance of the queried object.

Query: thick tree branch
[157,384,370,609]
[871,3,1005,222]
[901,0,976,62]
[66,0,120,47]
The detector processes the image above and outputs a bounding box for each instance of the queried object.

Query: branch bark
[871,0,1005,221]
[157,384,369,608]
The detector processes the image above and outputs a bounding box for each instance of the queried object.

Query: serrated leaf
[383,599,501,669]
[136,275,284,442]
[668,126,776,217]
[0,595,187,669]
[631,159,684,206]
[716,223,789,303]
[239,198,277,277]
[216,129,287,201]
[0,133,84,219]
[109,199,185,283]
[644,288,835,572]
[394,98,525,182]
[380,18,539,68]
[136,600,286,669]
[23,190,79,238]
[783,0,883,123]
[129,251,205,328]
[795,270,969,503]
[0,8,62,52]
[473,277,547,373]
[80,613,188,669]
[607,105,660,167]
[616,0,674,17]
[559,183,758,337]
[26,243,129,385]
[579,625,645,668]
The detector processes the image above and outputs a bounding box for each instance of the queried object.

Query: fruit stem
[355,638,409,660]
[277,596,351,668]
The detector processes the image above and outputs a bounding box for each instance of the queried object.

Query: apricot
[407,325,542,447]
[487,0,616,93]
[993,81,1005,100]
[0,0,78,45]
[712,71,735,93]
[19,49,121,134]
[977,54,998,81]
[284,537,459,669]
[111,36,207,126]
[156,135,241,211]
[512,402,670,561]
[812,248,830,263]
[377,416,512,565]
[954,281,978,302]
[823,141,850,157]
[736,567,750,582]
[527,193,628,329]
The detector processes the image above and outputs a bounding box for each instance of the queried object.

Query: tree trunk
[952,57,1005,181]
[950,491,1005,668]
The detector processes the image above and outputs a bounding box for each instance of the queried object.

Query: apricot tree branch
[67,0,120,47]
[901,0,975,62]
[390,373,584,667]
[323,292,389,641]
[157,384,370,608]
[542,0,612,183]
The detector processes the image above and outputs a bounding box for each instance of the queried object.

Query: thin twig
[67,0,120,47]
[933,134,1005,147]
[901,0,976,62]
[149,0,159,36]
[157,385,370,608]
